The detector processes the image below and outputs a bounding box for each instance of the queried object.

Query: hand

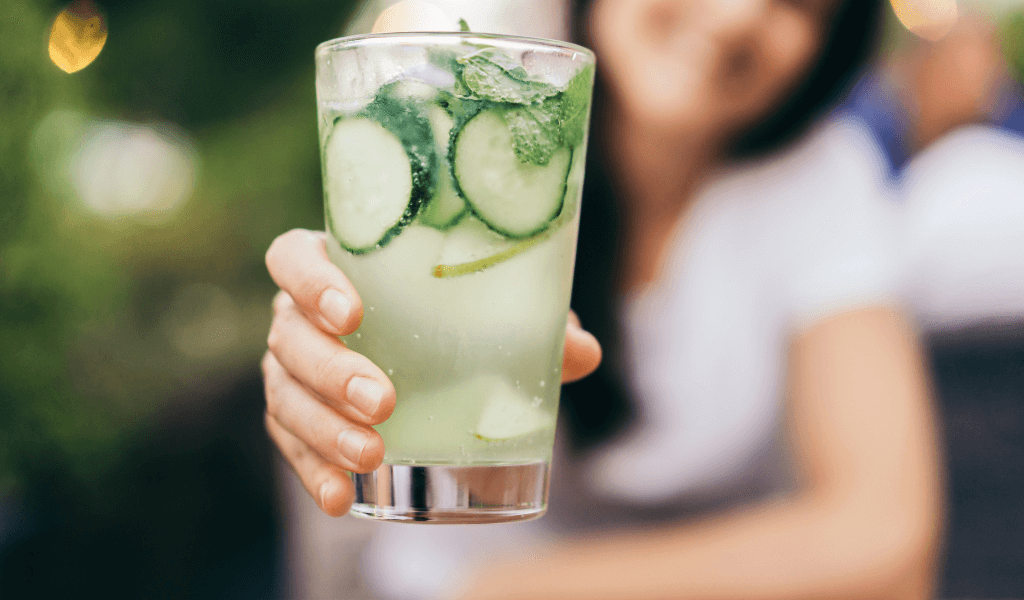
[262,229,602,516]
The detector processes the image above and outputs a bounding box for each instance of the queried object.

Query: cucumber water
[317,38,594,466]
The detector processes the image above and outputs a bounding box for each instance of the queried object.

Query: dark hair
[561,0,886,452]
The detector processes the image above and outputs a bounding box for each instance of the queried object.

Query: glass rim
[315,31,595,61]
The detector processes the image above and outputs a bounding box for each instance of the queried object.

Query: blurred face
[590,0,842,144]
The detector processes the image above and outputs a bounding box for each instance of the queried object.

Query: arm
[458,308,944,600]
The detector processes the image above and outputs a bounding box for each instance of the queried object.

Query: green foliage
[0,0,358,493]
[0,0,123,487]
[1001,10,1024,85]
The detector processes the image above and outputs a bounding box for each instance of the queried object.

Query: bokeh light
[69,119,199,220]
[892,0,960,40]
[372,0,455,33]
[48,1,107,73]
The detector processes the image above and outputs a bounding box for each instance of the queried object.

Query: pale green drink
[315,33,594,522]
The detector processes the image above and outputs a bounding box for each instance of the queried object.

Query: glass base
[350,462,549,524]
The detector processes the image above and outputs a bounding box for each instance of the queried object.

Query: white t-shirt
[324,116,899,599]
[897,125,1024,333]
[587,115,898,505]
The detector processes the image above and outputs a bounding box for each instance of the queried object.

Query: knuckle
[300,276,329,309]
[260,351,275,379]
[304,229,325,248]
[265,231,290,269]
[272,291,290,315]
[266,320,282,354]
[263,384,281,418]
[264,412,279,441]
[262,364,283,416]
[313,348,349,397]
[285,228,312,246]
[267,229,316,273]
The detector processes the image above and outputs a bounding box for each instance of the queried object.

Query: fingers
[268,293,396,425]
[266,229,363,335]
[562,316,602,383]
[266,412,355,517]
[263,351,385,474]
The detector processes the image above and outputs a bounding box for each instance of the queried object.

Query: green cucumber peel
[449,49,594,167]
[432,199,573,278]
[337,88,438,252]
[432,228,550,278]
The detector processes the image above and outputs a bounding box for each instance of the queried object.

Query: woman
[263,1,944,598]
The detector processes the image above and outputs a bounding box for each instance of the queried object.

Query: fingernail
[319,479,337,510]
[347,376,384,417]
[319,289,351,332]
[337,428,371,464]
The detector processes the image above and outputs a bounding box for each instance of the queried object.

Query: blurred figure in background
[880,9,1024,595]
[859,7,1024,334]
[266,1,944,599]
[842,5,1024,595]
[845,11,1024,174]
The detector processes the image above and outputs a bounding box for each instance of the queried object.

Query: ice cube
[403,63,457,89]
[522,51,575,87]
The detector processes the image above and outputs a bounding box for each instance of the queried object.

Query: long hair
[561,0,887,452]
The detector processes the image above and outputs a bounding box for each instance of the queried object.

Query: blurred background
[1,0,1024,598]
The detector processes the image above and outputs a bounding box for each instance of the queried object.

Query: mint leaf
[437,91,485,128]
[502,65,595,165]
[459,18,470,32]
[457,48,560,104]
[449,50,593,165]
[452,76,473,98]
[503,101,562,165]
[559,64,594,148]
[464,47,524,75]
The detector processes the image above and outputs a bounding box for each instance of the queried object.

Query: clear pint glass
[314,32,594,523]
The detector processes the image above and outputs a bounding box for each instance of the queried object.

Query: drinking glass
[314,32,594,523]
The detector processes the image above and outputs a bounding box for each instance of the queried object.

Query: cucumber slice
[452,109,572,238]
[324,93,436,254]
[324,118,416,253]
[419,107,468,229]
[474,377,554,441]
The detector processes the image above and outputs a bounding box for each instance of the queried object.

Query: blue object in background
[841,71,1024,177]
[841,72,913,176]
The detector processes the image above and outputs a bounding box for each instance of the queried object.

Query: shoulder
[899,125,1024,207]
[703,116,899,327]
[708,115,889,212]
[898,125,1024,329]
[701,114,895,262]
